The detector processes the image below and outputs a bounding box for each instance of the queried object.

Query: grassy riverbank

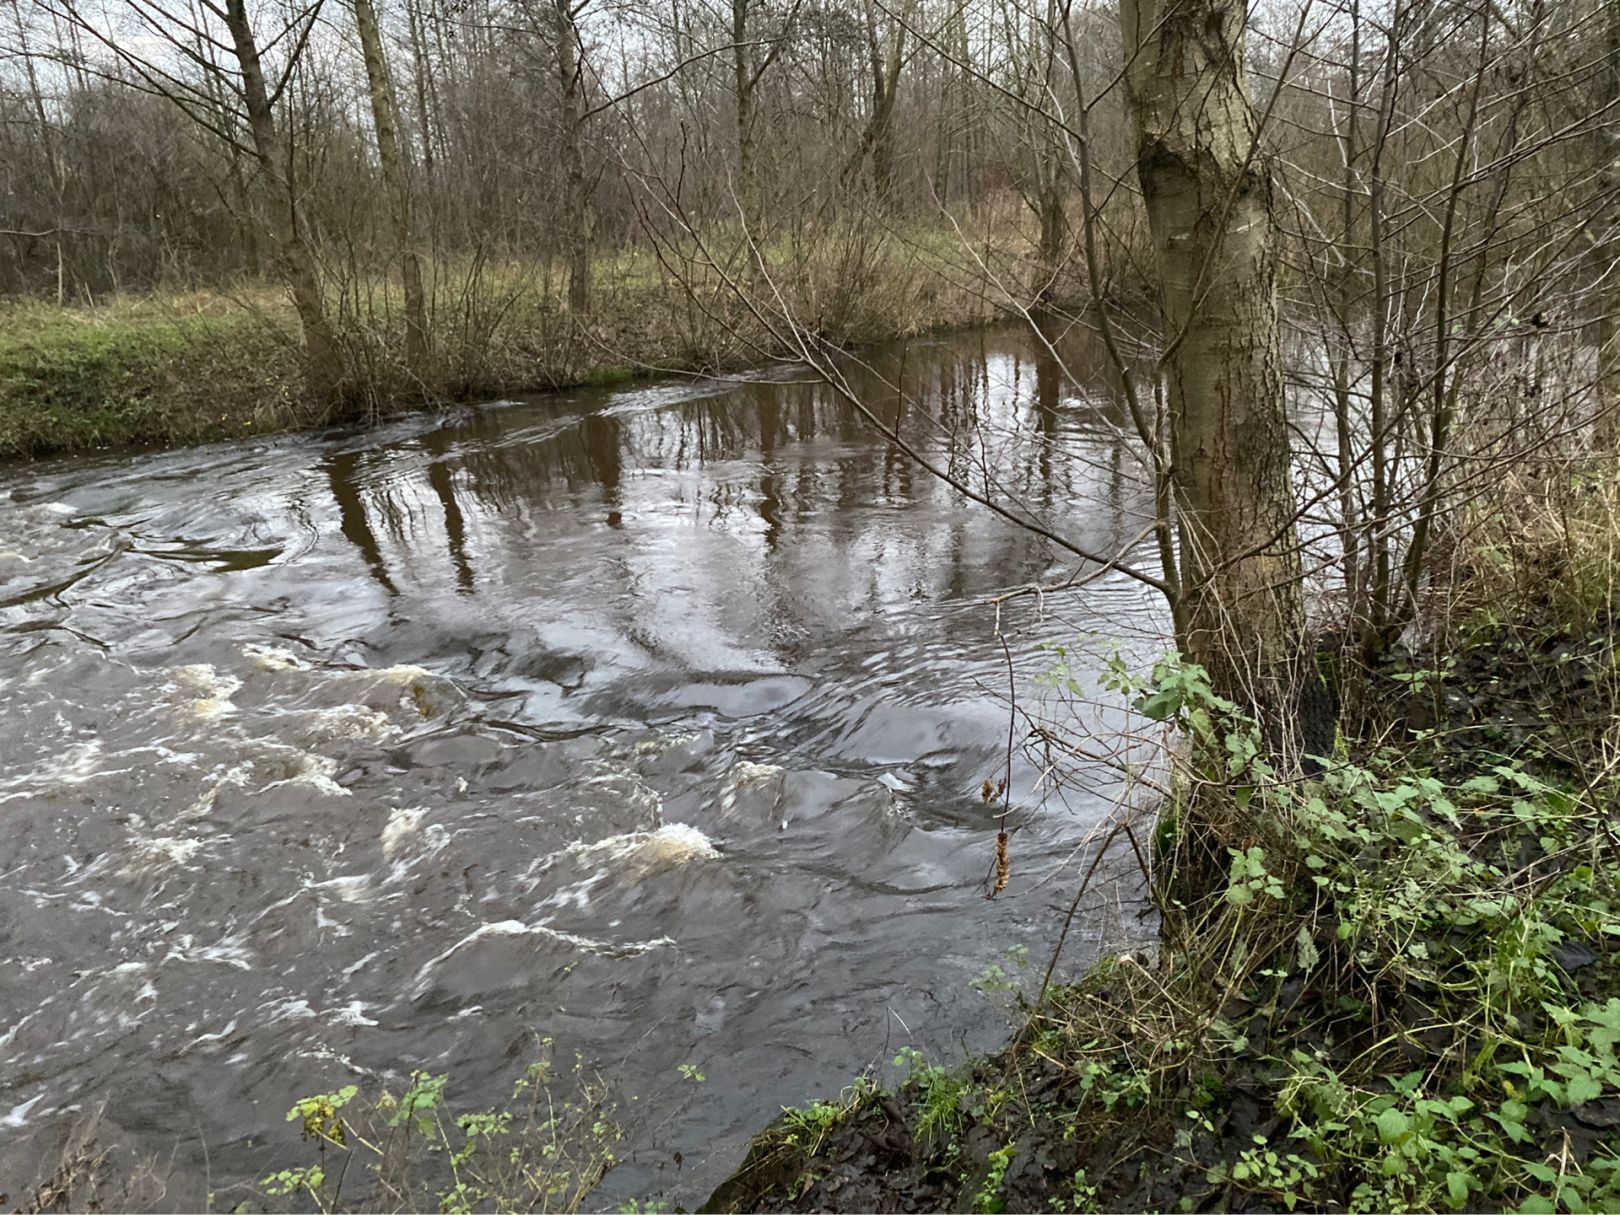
[0,216,1046,460]
[706,477,1620,1214]
[0,295,307,457]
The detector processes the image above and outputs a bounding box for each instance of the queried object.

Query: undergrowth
[259,1039,619,1214]
[704,473,1620,1214]
[0,211,1031,458]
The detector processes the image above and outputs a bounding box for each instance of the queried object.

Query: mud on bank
[706,543,1620,1214]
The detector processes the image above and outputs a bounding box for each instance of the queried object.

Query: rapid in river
[0,325,1166,1208]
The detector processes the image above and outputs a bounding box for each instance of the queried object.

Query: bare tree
[554,0,592,312]
[353,0,430,377]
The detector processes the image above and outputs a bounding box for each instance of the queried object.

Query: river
[0,324,1166,1209]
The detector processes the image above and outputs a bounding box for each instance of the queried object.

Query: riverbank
[705,474,1620,1214]
[0,218,1061,460]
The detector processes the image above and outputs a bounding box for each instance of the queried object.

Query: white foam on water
[718,759,787,827]
[382,807,427,859]
[644,821,720,861]
[346,662,462,719]
[172,664,243,720]
[561,823,721,871]
[302,704,394,743]
[120,834,203,875]
[295,1044,368,1075]
[164,932,253,970]
[520,824,720,909]
[315,905,347,934]
[259,751,350,798]
[534,923,676,955]
[620,822,719,864]
[0,740,105,802]
[0,1001,46,1053]
[182,764,251,820]
[331,1001,378,1028]
[309,874,374,903]
[371,664,434,684]
[244,644,305,671]
[181,1018,239,1053]
[173,664,242,697]
[728,760,784,785]
[265,998,316,1024]
[411,919,676,997]
[581,767,665,820]
[3,1092,46,1129]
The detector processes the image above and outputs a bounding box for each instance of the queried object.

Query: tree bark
[353,0,430,378]
[839,0,908,206]
[1330,0,1363,626]
[555,0,592,314]
[732,0,760,236]
[1118,0,1310,742]
[1598,0,1620,444]
[224,0,345,401]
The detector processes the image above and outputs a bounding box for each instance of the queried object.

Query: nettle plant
[1100,653,1620,1213]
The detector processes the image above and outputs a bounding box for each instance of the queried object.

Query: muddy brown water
[0,326,1166,1209]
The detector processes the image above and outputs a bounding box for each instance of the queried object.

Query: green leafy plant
[973,1143,1016,1213]
[262,1041,618,1213]
[893,1047,970,1143]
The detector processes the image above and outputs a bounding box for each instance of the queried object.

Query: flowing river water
[0,325,1168,1209]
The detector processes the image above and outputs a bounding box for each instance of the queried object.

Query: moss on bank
[706,484,1620,1215]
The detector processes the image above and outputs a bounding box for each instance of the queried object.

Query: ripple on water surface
[0,328,1164,1208]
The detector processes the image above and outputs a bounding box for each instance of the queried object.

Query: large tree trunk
[1118,0,1310,745]
[838,0,907,205]
[555,0,591,314]
[1598,0,1620,444]
[224,0,344,402]
[353,0,430,379]
[1031,0,1066,300]
[1034,164,1064,298]
[731,0,760,236]
[1330,0,1363,626]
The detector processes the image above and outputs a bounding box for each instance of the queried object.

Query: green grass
[0,295,305,456]
[0,209,1050,459]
